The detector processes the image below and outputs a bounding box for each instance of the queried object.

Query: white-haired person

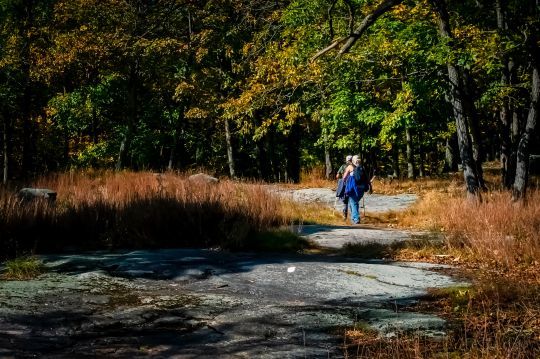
[335,155,353,220]
[343,155,371,224]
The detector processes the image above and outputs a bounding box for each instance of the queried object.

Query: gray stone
[297,224,418,248]
[18,188,57,202]
[188,173,219,184]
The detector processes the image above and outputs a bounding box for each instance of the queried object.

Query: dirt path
[0,190,459,358]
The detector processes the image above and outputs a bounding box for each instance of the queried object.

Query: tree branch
[343,0,355,34]
[327,0,338,40]
[312,0,404,61]
[339,0,405,55]
[310,36,347,61]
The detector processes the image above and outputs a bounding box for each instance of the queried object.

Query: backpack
[353,165,370,191]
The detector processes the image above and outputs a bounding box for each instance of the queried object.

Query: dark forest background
[1,0,538,196]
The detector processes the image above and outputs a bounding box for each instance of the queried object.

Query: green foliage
[0,0,538,180]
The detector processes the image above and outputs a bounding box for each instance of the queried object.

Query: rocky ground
[275,187,418,214]
[0,189,461,358]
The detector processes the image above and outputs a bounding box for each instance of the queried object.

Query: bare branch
[343,0,355,34]
[339,0,404,55]
[311,36,347,61]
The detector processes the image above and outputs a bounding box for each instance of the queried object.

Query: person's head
[352,155,360,166]
[345,155,353,163]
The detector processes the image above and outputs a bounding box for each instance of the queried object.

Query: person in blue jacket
[335,155,352,220]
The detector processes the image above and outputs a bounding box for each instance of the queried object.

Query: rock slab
[0,248,460,358]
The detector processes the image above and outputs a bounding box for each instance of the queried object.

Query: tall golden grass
[395,189,540,269]
[441,191,540,268]
[0,171,293,259]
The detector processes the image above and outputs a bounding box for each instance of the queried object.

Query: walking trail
[0,188,460,358]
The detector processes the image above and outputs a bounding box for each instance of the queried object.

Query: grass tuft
[2,256,45,280]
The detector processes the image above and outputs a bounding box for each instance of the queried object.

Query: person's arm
[342,165,353,179]
[336,164,344,179]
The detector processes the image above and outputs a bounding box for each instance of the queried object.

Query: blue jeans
[340,196,349,218]
[348,192,363,224]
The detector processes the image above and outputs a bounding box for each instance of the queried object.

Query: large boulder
[18,188,57,202]
[188,173,219,184]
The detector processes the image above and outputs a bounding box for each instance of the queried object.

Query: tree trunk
[496,0,515,188]
[418,141,425,177]
[513,62,539,200]
[17,0,35,179]
[445,136,458,172]
[462,70,486,190]
[2,116,8,185]
[430,0,481,196]
[224,118,236,178]
[116,133,128,171]
[392,144,400,178]
[256,139,269,181]
[91,107,98,144]
[268,128,280,181]
[167,112,183,171]
[286,122,301,183]
[406,127,415,179]
[116,63,138,171]
[168,130,177,171]
[324,133,332,179]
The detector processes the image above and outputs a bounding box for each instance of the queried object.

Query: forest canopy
[0,0,538,197]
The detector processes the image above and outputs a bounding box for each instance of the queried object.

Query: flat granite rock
[272,187,418,213]
[0,248,464,358]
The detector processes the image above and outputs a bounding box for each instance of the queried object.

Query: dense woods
[1,0,538,195]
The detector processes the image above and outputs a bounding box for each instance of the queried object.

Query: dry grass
[440,191,540,269]
[393,189,540,270]
[0,171,300,259]
[295,166,336,189]
[342,184,540,358]
[344,277,540,358]
[279,199,343,225]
